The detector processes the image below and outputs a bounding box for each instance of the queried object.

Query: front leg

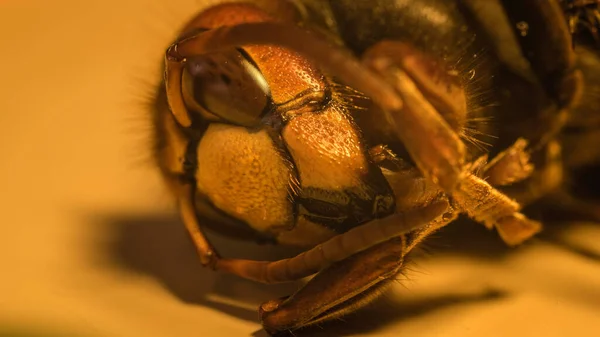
[259,223,449,335]
[176,179,449,283]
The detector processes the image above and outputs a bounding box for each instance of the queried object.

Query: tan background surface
[1,1,600,336]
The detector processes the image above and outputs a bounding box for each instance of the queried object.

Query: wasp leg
[258,231,438,335]
[452,173,542,246]
[259,210,455,335]
[483,138,534,187]
[502,140,564,206]
[500,0,584,148]
[217,201,448,284]
[176,182,220,268]
[501,0,583,111]
[177,179,448,283]
[361,41,467,192]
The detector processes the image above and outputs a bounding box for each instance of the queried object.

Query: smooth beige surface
[1,1,600,337]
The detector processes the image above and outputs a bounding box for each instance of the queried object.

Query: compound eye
[182,49,271,127]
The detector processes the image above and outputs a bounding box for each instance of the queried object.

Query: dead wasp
[151,0,599,334]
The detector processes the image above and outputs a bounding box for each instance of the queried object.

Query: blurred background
[1,0,599,336]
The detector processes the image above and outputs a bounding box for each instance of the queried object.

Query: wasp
[151,0,600,334]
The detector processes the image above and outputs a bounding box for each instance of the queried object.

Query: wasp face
[157,3,405,246]
[154,0,508,249]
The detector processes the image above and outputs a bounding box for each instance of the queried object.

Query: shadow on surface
[543,235,600,262]
[96,213,304,323]
[93,212,513,336]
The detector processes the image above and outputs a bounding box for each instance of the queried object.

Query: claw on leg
[176,182,220,268]
[452,174,542,246]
